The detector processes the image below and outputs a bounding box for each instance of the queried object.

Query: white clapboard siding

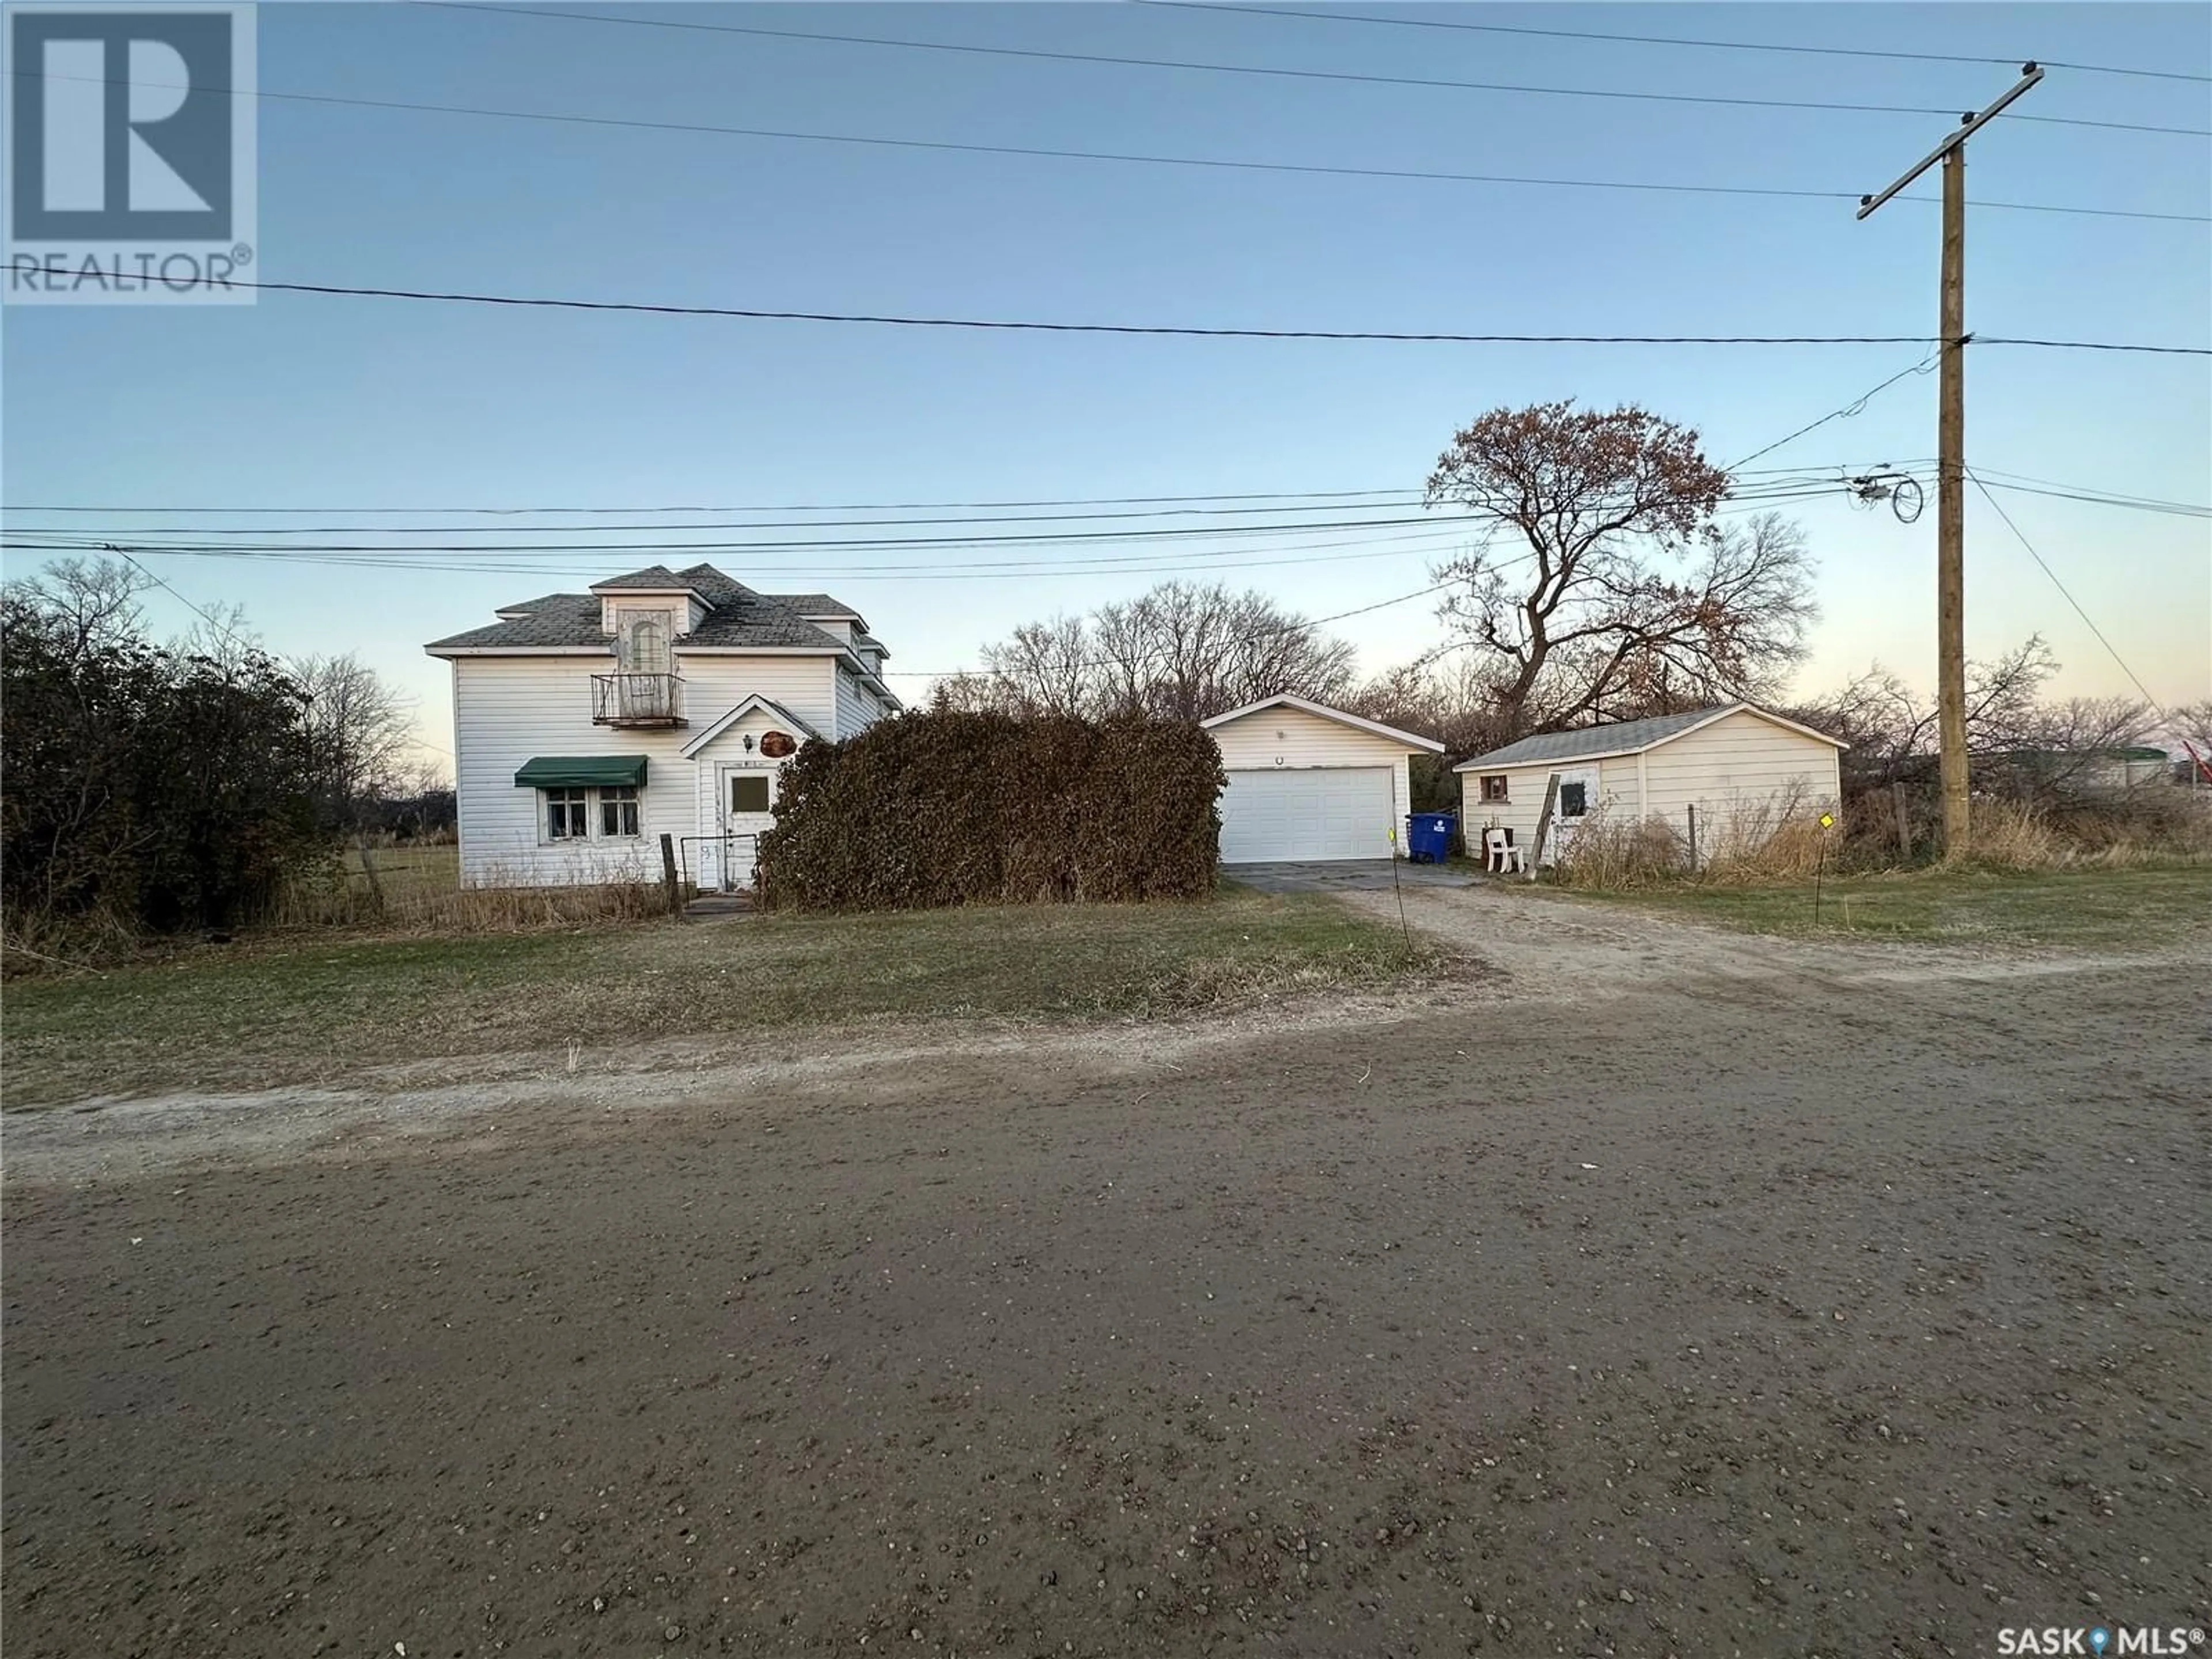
[678,656,836,737]
[1635,709,1840,835]
[450,656,691,888]
[833,664,878,738]
[450,653,840,888]
[1208,706,1415,860]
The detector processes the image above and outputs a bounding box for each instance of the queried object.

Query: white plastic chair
[1482,827,1525,874]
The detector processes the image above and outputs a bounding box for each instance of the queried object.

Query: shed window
[599,785,641,839]
[544,788,589,840]
[729,774,772,814]
[1558,781,1589,819]
[1479,775,1510,803]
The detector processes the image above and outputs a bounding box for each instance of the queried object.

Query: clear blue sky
[5,2,2207,766]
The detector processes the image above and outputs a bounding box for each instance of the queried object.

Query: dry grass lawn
[1558,862,2212,950]
[2,892,1441,1107]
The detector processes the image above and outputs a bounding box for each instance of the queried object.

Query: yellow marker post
[1815,812,1836,923]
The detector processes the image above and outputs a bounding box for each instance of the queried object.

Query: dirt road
[6,896,2209,1657]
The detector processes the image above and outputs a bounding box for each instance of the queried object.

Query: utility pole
[1858,63,2044,859]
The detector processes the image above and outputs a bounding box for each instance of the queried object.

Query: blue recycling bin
[1404,811,1456,863]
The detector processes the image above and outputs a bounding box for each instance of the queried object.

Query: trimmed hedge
[757,711,1225,911]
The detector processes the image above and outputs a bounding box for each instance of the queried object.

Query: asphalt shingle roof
[589,565,694,592]
[425,563,858,653]
[1457,707,1736,771]
[767,592,862,620]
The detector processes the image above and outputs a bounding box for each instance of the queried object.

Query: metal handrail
[591,671,685,725]
[676,831,759,894]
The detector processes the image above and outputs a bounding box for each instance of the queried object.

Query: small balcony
[592,672,686,728]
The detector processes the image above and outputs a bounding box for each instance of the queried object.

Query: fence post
[660,832,681,917]
[1528,773,1561,879]
[354,830,386,916]
[1891,781,1912,861]
[1685,804,1699,875]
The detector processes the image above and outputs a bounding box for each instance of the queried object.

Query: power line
[0,486,1869,561]
[0,483,1849,544]
[11,529,1487,585]
[1966,466,2212,512]
[1966,469,2171,710]
[420,3,2212,137]
[1972,478,2211,517]
[1137,1,2212,86]
[1727,353,1940,469]
[881,575,1474,678]
[107,275,2212,354]
[0,469,1900,516]
[1,499,1438,538]
[3,493,1844,589]
[96,544,245,648]
[26,68,2202,225]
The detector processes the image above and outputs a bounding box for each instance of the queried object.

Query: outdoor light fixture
[743,735,756,752]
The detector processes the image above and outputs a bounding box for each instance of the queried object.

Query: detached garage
[1202,694,1445,862]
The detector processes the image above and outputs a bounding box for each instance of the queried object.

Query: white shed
[1455,703,1846,866]
[1203,695,1445,863]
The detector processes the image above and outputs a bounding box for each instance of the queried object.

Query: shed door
[1220,767,1394,862]
[1543,766,1598,866]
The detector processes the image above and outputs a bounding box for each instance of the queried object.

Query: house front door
[1543,766,1598,865]
[713,763,778,891]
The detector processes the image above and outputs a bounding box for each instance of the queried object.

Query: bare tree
[6,556,151,662]
[1346,651,1507,759]
[978,616,1094,717]
[289,653,416,831]
[1426,401,1816,737]
[960,581,1355,722]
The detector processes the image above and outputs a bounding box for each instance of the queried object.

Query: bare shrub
[1692,785,1837,885]
[1960,800,2062,872]
[2041,787,2212,861]
[1552,811,1687,889]
[264,851,660,935]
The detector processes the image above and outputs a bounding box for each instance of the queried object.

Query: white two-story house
[426,562,899,889]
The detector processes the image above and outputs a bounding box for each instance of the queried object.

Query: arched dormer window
[620,611,671,673]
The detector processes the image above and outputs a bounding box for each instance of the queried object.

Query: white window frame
[599,784,642,839]
[543,787,590,841]
[727,772,773,816]
[1479,774,1510,804]
[538,784,645,844]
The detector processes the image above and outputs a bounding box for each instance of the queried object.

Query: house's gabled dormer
[590,566,710,645]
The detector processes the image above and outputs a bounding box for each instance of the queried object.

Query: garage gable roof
[1202,694,1445,754]
[1453,703,1847,772]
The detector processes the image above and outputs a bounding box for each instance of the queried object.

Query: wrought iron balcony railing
[591,672,685,728]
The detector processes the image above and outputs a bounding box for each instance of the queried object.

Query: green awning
[513,755,649,789]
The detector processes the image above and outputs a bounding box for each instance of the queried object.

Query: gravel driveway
[5,903,2207,1658]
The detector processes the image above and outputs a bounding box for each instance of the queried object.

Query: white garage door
[1220,767,1395,862]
